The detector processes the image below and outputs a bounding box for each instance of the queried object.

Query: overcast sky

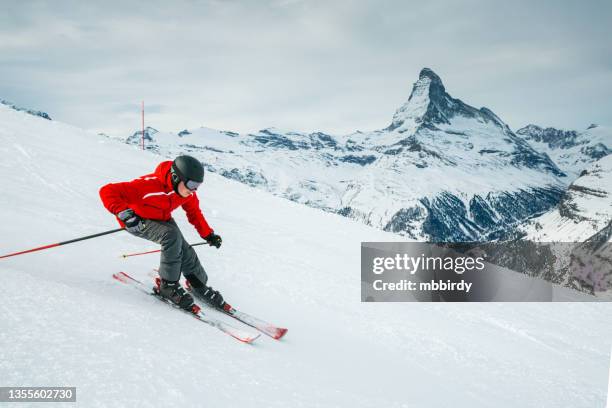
[1,0,610,137]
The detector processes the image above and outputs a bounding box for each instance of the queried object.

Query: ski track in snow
[0,105,611,407]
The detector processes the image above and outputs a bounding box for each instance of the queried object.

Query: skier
[99,155,225,311]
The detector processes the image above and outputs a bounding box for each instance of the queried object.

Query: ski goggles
[185,179,202,191]
[170,163,203,191]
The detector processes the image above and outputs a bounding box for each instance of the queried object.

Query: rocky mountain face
[335,69,566,241]
[517,155,612,296]
[1,99,51,120]
[120,68,580,242]
[126,127,161,152]
[516,124,611,177]
[520,154,612,242]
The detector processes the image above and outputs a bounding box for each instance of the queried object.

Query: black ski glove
[117,208,145,234]
[204,232,222,248]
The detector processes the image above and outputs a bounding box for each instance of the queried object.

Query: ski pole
[121,241,207,258]
[0,227,125,260]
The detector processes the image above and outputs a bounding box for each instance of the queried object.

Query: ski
[112,272,260,344]
[220,304,288,340]
[184,279,288,340]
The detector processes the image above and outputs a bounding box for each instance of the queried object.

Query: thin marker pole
[121,241,208,258]
[141,100,145,150]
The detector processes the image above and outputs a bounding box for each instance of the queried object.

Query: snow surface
[1,104,611,407]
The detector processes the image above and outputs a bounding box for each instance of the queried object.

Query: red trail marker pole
[141,100,145,150]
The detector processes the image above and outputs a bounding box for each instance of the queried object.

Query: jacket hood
[153,161,174,190]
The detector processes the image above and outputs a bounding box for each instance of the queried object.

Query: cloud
[0,0,610,136]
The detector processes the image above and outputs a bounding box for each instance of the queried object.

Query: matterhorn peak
[418,68,444,88]
[387,67,452,132]
[386,67,510,135]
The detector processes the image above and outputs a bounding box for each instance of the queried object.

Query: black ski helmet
[171,155,204,192]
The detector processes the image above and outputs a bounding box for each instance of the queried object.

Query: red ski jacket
[99,161,213,238]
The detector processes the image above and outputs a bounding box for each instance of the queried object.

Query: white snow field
[0,104,611,407]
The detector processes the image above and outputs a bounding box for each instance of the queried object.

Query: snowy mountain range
[521,154,612,242]
[512,154,612,295]
[516,123,611,178]
[121,68,607,242]
[0,99,52,120]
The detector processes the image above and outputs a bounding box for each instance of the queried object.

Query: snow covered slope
[517,124,611,178]
[517,155,612,296]
[1,104,611,407]
[521,154,612,242]
[119,68,567,242]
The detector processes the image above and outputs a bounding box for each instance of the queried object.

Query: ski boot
[155,277,197,312]
[185,280,227,310]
